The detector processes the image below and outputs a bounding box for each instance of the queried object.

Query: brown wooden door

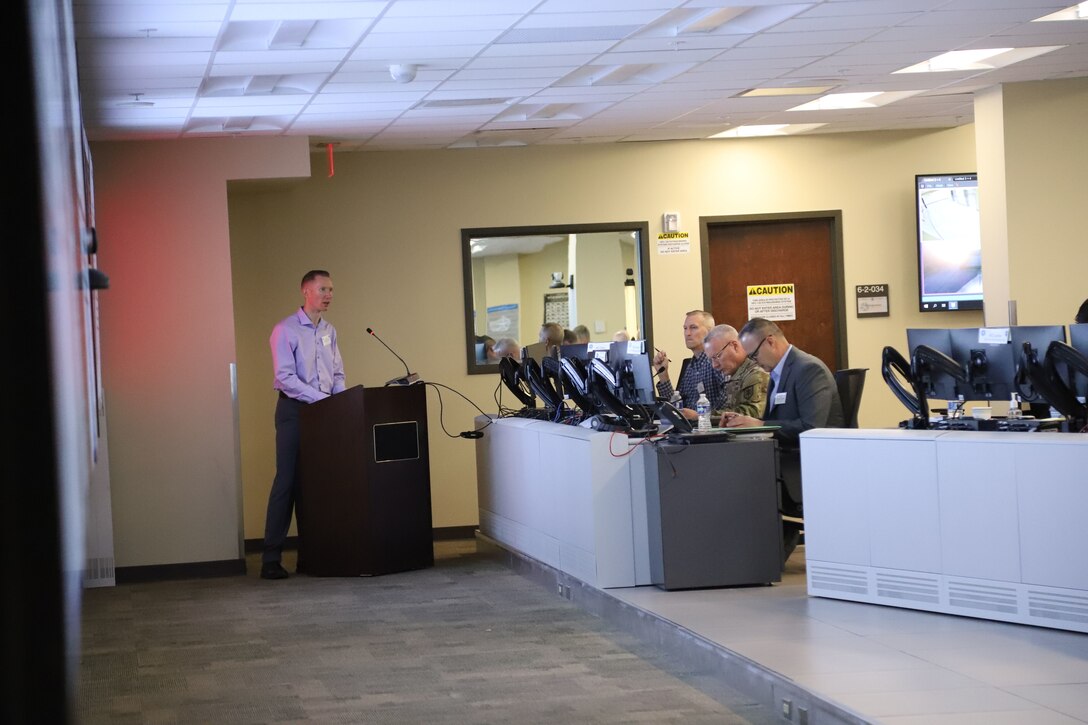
[704,214,843,371]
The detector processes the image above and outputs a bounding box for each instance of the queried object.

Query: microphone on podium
[366,327,421,386]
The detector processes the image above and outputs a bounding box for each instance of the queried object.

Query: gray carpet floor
[78,540,779,724]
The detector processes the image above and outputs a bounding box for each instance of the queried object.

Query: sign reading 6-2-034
[856,284,890,317]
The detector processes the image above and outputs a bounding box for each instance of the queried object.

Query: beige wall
[480,254,520,340]
[518,239,569,341]
[1002,78,1088,327]
[91,78,1086,564]
[571,232,629,341]
[93,136,310,567]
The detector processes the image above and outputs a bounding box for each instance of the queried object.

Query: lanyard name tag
[322,334,331,346]
[774,392,787,406]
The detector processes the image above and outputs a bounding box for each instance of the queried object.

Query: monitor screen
[608,339,657,405]
[950,328,1014,401]
[916,173,982,312]
[905,328,958,400]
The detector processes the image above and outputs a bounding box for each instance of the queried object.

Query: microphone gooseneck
[367,326,412,377]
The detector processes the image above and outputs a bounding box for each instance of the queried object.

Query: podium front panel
[297,384,433,576]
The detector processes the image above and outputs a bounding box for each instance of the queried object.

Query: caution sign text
[746,283,796,321]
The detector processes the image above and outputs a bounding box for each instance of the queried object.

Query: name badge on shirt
[774,392,787,406]
[322,334,331,346]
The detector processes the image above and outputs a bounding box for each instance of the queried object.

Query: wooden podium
[296,384,434,576]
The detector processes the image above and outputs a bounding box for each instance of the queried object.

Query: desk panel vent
[84,557,116,588]
[809,564,869,595]
[876,572,939,604]
[947,580,1018,615]
[1028,589,1088,625]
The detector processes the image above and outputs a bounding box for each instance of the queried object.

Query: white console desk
[475,417,652,588]
[801,428,1088,632]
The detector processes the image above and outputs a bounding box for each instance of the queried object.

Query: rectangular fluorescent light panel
[894,47,1064,73]
[1034,3,1088,21]
[709,123,825,138]
[787,92,880,111]
[739,86,834,97]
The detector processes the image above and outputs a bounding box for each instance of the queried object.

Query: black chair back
[834,368,868,428]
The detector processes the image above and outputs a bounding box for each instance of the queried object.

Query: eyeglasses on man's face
[711,339,736,362]
[745,335,771,362]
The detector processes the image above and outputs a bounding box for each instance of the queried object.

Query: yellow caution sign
[746,283,796,321]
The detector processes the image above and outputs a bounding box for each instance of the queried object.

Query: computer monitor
[558,342,589,362]
[911,344,966,404]
[522,341,550,365]
[541,354,565,401]
[559,356,600,416]
[608,339,657,405]
[1008,325,1067,411]
[498,357,535,408]
[1070,324,1088,400]
[949,327,1015,401]
[905,328,958,401]
[586,357,653,432]
[521,357,564,413]
[915,173,982,312]
[1018,340,1088,423]
[1010,325,1066,360]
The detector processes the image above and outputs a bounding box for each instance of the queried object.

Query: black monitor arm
[1019,341,1088,424]
[911,343,967,396]
[499,356,536,408]
[882,345,929,429]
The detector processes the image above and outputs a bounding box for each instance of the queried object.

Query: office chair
[833,368,868,428]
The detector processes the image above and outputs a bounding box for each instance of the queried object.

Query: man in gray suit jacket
[723,318,844,559]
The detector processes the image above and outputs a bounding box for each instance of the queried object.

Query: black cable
[424,380,495,438]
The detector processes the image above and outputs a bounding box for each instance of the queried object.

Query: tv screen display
[916,173,982,312]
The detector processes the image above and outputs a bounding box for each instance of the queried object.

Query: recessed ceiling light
[893,46,1065,73]
[1033,2,1088,21]
[786,90,924,111]
[709,123,826,138]
[738,86,835,97]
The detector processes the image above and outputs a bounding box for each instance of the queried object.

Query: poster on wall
[486,303,519,337]
[543,291,569,328]
[746,283,796,321]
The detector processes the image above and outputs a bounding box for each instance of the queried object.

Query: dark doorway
[700,212,846,370]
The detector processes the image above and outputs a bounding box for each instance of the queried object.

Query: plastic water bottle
[1008,392,1022,420]
[696,391,711,432]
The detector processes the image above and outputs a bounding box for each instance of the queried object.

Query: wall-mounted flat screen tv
[916,173,982,312]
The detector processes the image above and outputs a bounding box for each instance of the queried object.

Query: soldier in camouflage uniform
[702,324,769,422]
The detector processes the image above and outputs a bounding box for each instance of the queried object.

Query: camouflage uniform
[714,357,769,420]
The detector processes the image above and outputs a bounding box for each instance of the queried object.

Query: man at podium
[261,270,347,580]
